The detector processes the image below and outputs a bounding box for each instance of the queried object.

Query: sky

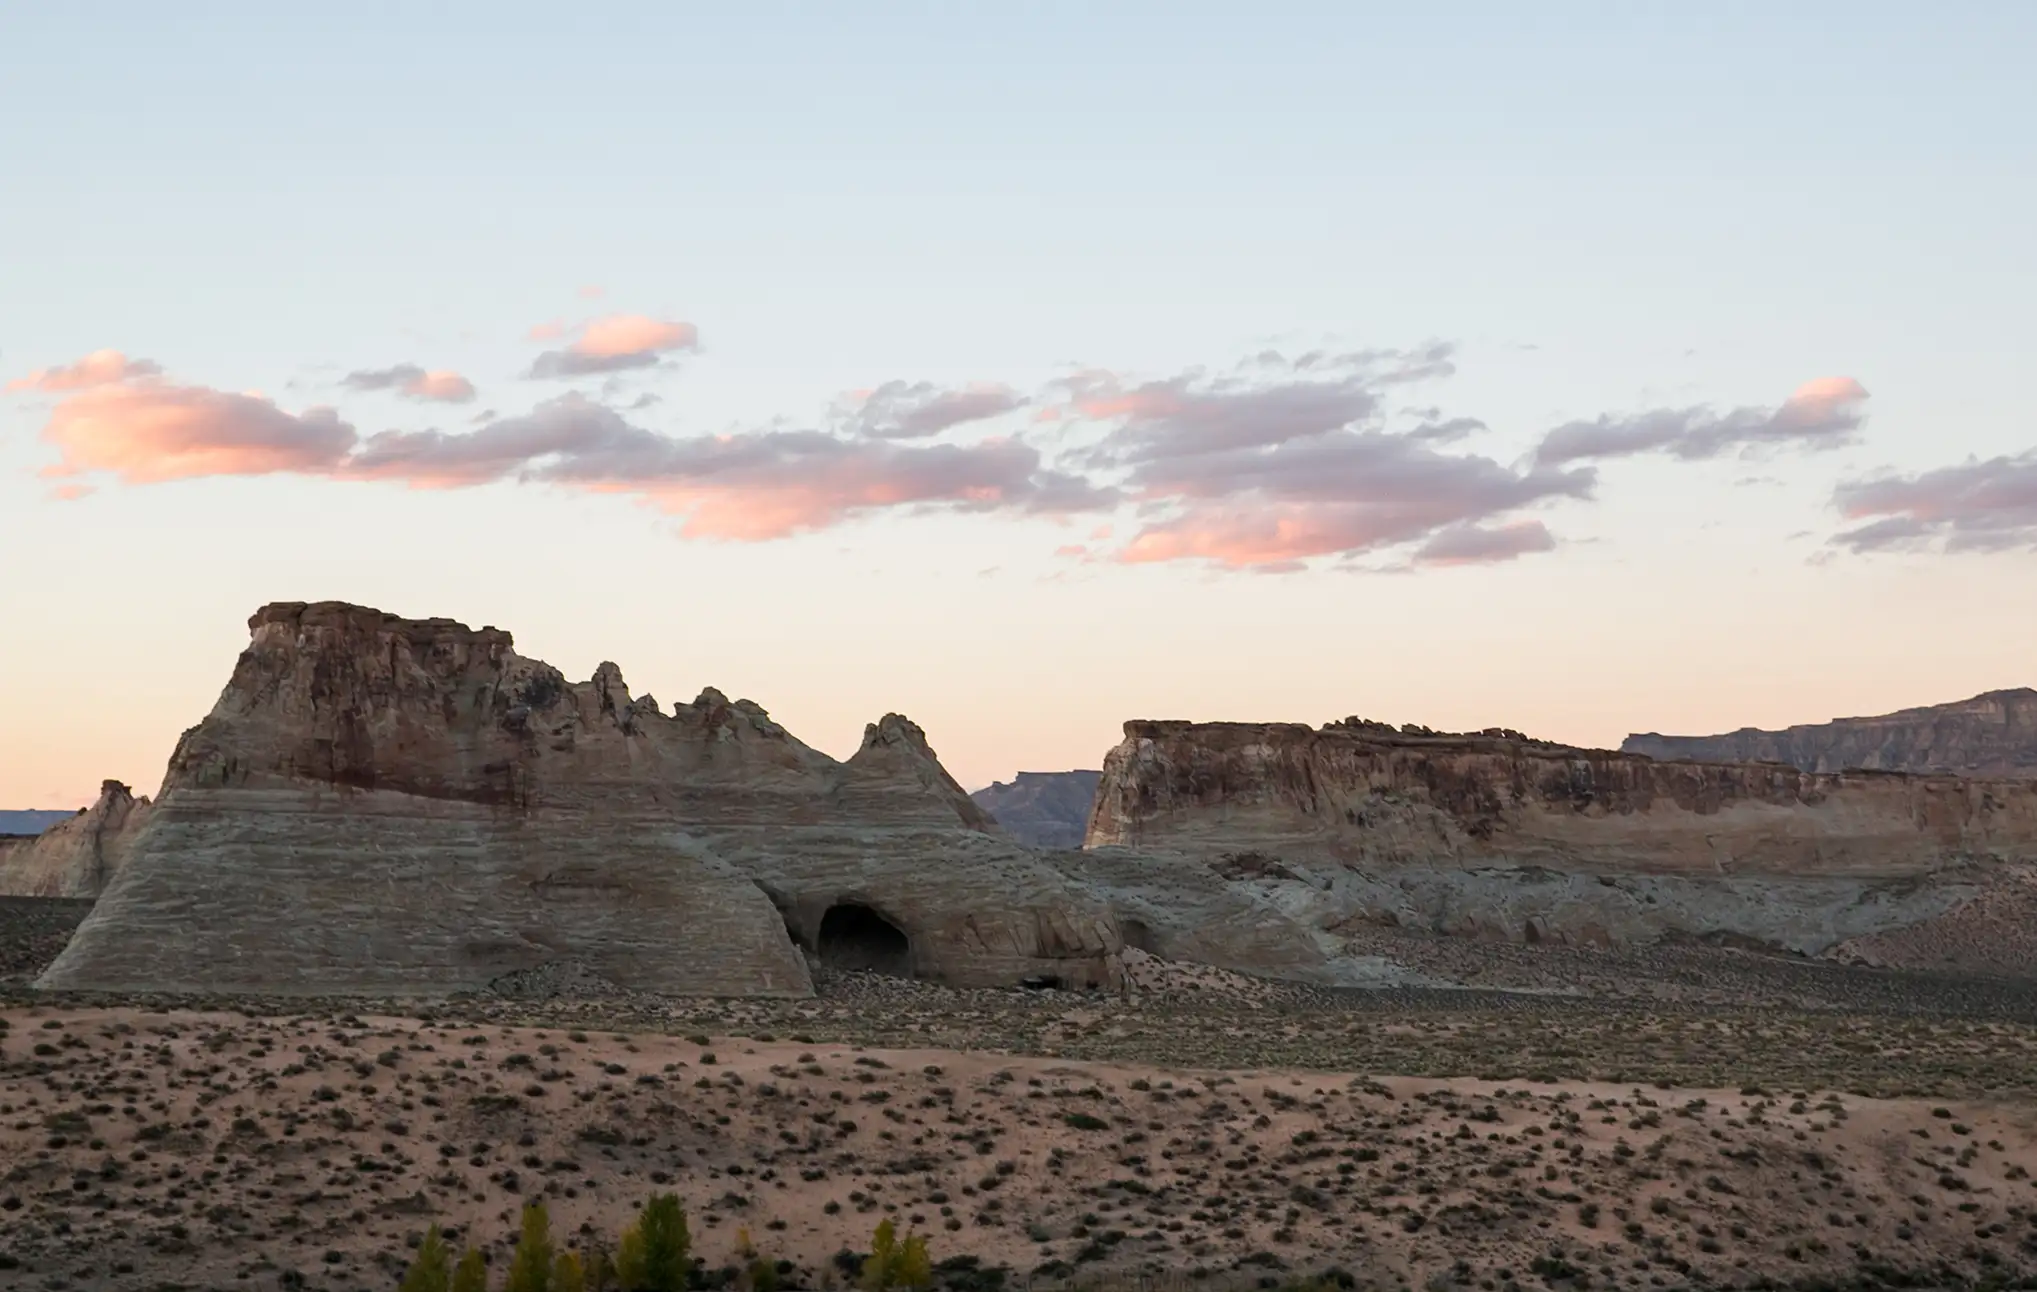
[3,3,2035,807]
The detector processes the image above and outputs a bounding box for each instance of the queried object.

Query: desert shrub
[618,1193,692,1292]
[400,1224,452,1292]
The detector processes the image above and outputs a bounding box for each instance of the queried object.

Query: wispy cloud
[1831,450,2037,553]
[1533,376,1868,466]
[838,380,1027,439]
[529,314,698,378]
[7,350,162,393]
[340,363,477,404]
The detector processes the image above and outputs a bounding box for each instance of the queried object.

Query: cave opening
[1119,917,1156,954]
[816,903,913,977]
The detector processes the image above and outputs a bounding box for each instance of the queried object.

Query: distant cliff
[1622,688,2037,776]
[971,770,1101,849]
[0,810,80,835]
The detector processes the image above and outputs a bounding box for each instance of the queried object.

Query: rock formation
[40,602,1363,997]
[970,770,1101,849]
[1085,718,2037,962]
[0,781,152,898]
[1622,687,2037,776]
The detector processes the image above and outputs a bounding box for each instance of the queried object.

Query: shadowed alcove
[816,903,913,977]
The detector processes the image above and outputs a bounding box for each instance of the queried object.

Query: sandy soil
[3,1003,2035,1292]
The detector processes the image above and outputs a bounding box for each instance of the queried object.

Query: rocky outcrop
[1085,718,2037,963]
[0,782,152,898]
[971,771,1101,849]
[40,603,1378,997]
[1622,688,2037,776]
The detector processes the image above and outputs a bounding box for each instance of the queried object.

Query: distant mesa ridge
[969,770,1101,850]
[1620,687,2037,776]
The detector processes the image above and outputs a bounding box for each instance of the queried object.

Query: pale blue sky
[3,3,2034,805]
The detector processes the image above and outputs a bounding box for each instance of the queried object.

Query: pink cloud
[527,320,567,342]
[42,384,356,484]
[7,350,162,393]
[530,315,699,377]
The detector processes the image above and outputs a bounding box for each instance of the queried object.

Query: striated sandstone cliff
[0,781,152,898]
[1622,688,2037,776]
[41,603,1360,997]
[970,771,1101,849]
[1086,718,2037,962]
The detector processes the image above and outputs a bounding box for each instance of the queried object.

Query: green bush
[860,1218,933,1291]
[507,1202,557,1292]
[452,1248,489,1292]
[400,1224,452,1292]
[617,1193,691,1292]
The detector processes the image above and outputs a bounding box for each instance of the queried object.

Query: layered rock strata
[1085,718,2037,963]
[42,603,1365,996]
[1622,688,2037,776]
[0,781,152,898]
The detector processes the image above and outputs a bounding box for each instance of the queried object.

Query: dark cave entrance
[1119,917,1156,954]
[817,903,913,977]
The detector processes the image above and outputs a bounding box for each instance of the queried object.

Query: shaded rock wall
[1622,688,2037,776]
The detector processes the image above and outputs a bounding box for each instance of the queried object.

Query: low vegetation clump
[398,1199,931,1292]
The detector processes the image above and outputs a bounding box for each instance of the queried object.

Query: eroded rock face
[40,602,1151,995]
[0,781,152,898]
[1085,719,2037,962]
[971,770,1101,849]
[1622,688,2037,776]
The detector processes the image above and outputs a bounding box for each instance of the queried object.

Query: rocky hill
[0,781,151,898]
[1622,687,2037,775]
[969,769,1100,848]
[1085,716,2037,971]
[40,602,1354,997]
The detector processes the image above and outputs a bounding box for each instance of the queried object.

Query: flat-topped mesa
[1621,687,2037,776]
[1087,718,2037,878]
[0,780,152,898]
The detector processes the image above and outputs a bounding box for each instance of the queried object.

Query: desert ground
[5,903,2037,1292]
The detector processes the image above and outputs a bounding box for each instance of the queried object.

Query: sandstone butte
[1084,716,2037,977]
[1621,686,2037,775]
[36,602,1342,997]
